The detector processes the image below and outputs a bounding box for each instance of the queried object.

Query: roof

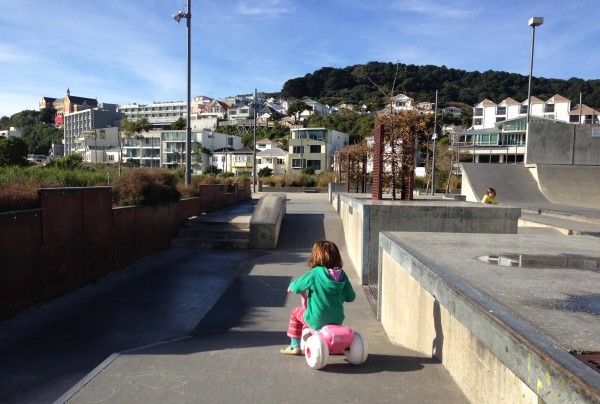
[476,99,496,107]
[523,96,544,104]
[499,97,520,105]
[547,94,570,103]
[68,95,98,106]
[231,147,254,154]
[257,148,287,157]
[569,104,600,115]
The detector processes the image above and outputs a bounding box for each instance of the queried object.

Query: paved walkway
[0,193,467,403]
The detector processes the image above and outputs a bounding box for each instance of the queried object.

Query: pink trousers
[286,306,308,338]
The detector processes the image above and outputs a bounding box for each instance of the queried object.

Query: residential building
[463,94,600,165]
[118,101,188,129]
[287,127,349,173]
[230,147,254,176]
[0,127,21,138]
[443,107,462,118]
[75,127,120,164]
[63,105,121,155]
[471,94,572,130]
[255,138,287,175]
[390,94,416,112]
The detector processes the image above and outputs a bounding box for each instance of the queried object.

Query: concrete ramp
[536,164,600,209]
[461,163,549,209]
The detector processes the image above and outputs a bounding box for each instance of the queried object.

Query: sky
[1,0,600,118]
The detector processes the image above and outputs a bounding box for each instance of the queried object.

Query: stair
[171,215,251,249]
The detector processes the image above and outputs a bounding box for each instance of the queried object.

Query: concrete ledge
[378,232,600,403]
[249,193,286,249]
[335,193,521,285]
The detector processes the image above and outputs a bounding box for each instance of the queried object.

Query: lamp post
[526,17,543,124]
[172,1,192,185]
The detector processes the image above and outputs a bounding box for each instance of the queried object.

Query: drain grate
[574,353,600,374]
[369,284,379,300]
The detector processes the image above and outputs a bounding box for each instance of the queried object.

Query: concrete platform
[378,231,600,403]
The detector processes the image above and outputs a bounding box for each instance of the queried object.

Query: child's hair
[308,240,343,269]
[486,187,496,195]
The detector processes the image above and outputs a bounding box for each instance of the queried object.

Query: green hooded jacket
[289,265,356,330]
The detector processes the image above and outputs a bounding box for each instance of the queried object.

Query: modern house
[287,127,349,173]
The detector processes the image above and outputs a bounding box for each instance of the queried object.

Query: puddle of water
[477,254,599,270]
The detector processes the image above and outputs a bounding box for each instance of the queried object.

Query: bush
[203,164,218,174]
[302,167,315,175]
[0,182,40,212]
[112,169,181,206]
[258,167,273,178]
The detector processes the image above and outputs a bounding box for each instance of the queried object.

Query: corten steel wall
[0,181,251,320]
[40,188,86,298]
[0,210,44,319]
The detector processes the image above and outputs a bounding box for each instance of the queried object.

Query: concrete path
[0,193,467,403]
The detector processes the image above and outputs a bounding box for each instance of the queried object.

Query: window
[520,105,528,114]
[544,104,555,113]
[474,108,483,116]
[277,158,284,165]
[292,146,303,154]
[473,118,483,126]
[108,155,115,161]
[309,145,321,153]
[292,158,303,168]
[306,160,321,170]
[496,106,506,115]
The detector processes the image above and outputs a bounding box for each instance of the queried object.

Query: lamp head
[172,11,185,23]
[528,17,543,27]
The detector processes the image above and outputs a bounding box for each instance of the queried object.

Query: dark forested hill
[280,61,600,109]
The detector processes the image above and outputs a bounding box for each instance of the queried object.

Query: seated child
[280,240,356,355]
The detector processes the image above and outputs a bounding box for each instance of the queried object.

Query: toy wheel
[344,331,368,365]
[300,328,311,352]
[305,334,329,370]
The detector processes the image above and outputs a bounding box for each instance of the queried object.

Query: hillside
[279,61,600,110]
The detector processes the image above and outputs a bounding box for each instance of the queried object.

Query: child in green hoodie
[280,240,356,355]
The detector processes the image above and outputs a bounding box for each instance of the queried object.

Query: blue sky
[1,0,599,118]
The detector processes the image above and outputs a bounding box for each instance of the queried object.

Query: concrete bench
[249,193,286,249]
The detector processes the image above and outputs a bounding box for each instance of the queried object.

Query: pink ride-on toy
[295,291,368,369]
[300,324,368,370]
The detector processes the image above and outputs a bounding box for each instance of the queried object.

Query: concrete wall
[250,193,286,249]
[378,240,538,403]
[377,232,600,403]
[334,194,520,285]
[526,122,600,165]
[533,164,600,209]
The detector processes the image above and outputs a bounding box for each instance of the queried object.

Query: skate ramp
[461,163,549,209]
[536,164,600,209]
[461,163,600,217]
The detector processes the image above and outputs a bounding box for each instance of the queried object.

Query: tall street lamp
[526,17,543,124]
[172,1,192,185]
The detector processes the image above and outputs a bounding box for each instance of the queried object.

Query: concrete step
[171,237,250,250]
[177,228,251,240]
[183,217,250,231]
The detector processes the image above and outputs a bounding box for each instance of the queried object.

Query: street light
[526,17,543,124]
[172,1,192,185]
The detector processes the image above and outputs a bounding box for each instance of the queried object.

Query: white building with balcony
[287,127,349,173]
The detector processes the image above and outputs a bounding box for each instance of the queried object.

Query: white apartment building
[118,101,188,129]
[459,94,600,164]
[63,105,121,155]
[288,127,349,173]
[471,94,572,129]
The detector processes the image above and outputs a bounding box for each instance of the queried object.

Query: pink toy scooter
[298,292,368,370]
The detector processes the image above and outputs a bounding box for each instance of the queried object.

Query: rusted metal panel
[112,207,136,271]
[39,188,84,297]
[574,353,600,374]
[0,210,44,319]
[81,187,113,281]
[153,204,171,251]
[135,206,156,259]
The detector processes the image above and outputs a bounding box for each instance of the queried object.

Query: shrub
[302,167,315,175]
[203,164,218,174]
[112,169,181,206]
[258,167,273,178]
[0,182,40,212]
